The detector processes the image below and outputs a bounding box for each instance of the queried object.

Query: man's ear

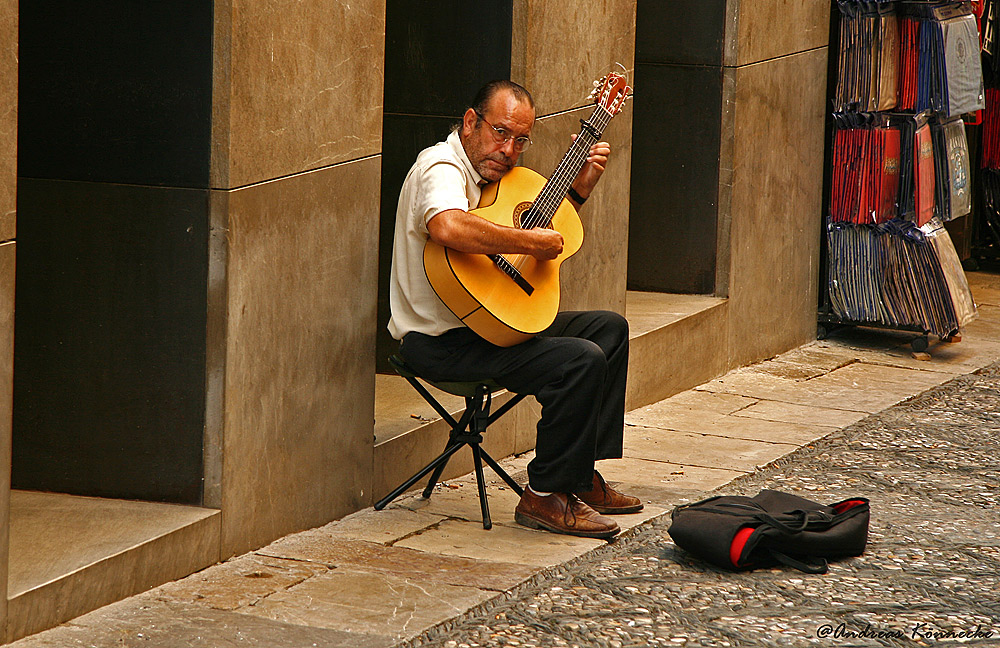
[461,108,478,137]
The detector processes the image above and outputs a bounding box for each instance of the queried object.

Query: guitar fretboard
[518,105,614,230]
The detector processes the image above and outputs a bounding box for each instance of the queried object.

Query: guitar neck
[522,105,614,228]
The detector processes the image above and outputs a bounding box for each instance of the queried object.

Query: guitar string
[523,106,612,229]
[506,133,596,270]
[505,106,613,273]
[514,106,611,233]
[507,108,610,272]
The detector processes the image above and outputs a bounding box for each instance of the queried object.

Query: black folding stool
[374,355,526,529]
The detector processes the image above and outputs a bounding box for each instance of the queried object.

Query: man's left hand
[570,136,611,203]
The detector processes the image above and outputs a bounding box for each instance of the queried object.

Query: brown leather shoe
[577,470,644,514]
[514,489,620,539]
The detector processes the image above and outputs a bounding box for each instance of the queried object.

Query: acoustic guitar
[423,73,631,347]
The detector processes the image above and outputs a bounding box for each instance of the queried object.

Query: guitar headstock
[589,72,632,116]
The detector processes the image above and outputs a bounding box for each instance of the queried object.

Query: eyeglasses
[475,111,532,151]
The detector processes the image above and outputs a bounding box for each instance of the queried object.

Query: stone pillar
[514,0,637,316]
[630,0,829,366]
[0,0,14,632]
[211,0,385,558]
[721,0,830,367]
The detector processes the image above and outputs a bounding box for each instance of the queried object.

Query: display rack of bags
[822,0,981,351]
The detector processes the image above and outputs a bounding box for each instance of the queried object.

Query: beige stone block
[213,0,386,188]
[626,292,729,337]
[243,567,497,642]
[812,361,956,394]
[6,494,220,643]
[968,271,1000,306]
[624,425,798,472]
[815,335,991,376]
[725,49,828,368]
[732,399,869,429]
[596,457,746,505]
[319,506,447,545]
[743,354,848,381]
[630,407,834,446]
[625,294,729,410]
[513,0,637,116]
[395,518,604,567]
[0,241,12,627]
[519,103,633,315]
[962,304,1000,342]
[628,389,758,425]
[154,553,330,611]
[728,0,831,66]
[0,0,15,241]
[699,361,955,413]
[219,158,380,558]
[258,536,536,592]
[7,594,393,648]
[393,478,524,527]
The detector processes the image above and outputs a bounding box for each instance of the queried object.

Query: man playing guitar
[387,79,640,539]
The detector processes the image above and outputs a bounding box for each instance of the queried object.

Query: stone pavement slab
[10,594,394,648]
[258,537,536,592]
[318,506,449,545]
[240,567,496,643]
[155,552,330,611]
[730,398,869,428]
[628,404,837,445]
[699,360,957,413]
[393,519,605,568]
[596,457,747,504]
[390,481,524,525]
[624,425,800,472]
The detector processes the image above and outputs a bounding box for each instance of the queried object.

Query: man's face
[461,90,535,183]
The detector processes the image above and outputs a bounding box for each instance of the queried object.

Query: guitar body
[423,166,584,347]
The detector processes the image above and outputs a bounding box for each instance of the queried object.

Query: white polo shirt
[387,130,484,339]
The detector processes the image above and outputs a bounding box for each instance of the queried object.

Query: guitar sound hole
[513,201,542,229]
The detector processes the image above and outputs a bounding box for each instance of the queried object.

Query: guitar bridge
[488,254,534,296]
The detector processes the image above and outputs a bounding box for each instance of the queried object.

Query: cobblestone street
[406,363,1000,648]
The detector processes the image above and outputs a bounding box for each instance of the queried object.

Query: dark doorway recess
[13,2,215,504]
[629,0,725,295]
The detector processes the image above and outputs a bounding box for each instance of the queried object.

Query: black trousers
[399,310,629,493]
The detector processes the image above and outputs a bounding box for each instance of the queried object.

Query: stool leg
[479,447,525,496]
[423,394,479,498]
[471,443,491,530]
[422,439,457,498]
[375,441,467,511]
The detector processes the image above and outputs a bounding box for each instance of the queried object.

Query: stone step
[6,490,219,642]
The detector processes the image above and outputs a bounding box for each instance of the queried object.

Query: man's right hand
[527,227,564,260]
